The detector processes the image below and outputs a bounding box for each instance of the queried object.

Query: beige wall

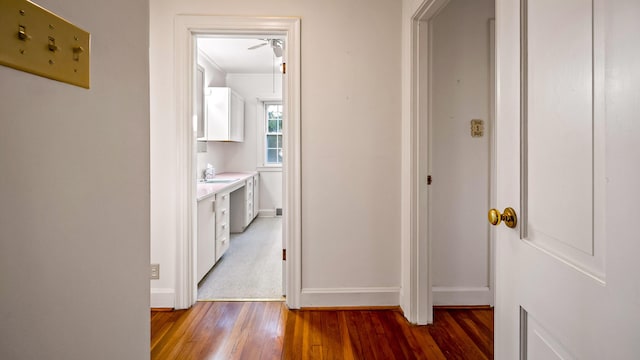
[0,0,150,358]
[150,0,402,306]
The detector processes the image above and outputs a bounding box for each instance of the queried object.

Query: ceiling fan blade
[248,43,267,50]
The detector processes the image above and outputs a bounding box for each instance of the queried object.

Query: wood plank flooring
[151,302,493,359]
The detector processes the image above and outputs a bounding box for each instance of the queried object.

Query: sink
[201,178,238,184]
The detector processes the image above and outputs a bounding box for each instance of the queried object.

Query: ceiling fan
[248,39,284,57]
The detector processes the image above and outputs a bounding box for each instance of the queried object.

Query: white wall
[196,52,228,180]
[258,170,283,213]
[224,73,281,170]
[0,0,150,358]
[430,0,494,305]
[225,73,283,212]
[199,52,227,88]
[151,0,402,307]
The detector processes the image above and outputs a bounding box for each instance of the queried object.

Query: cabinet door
[229,90,244,142]
[205,87,244,142]
[196,197,215,282]
[206,87,231,141]
[253,174,260,219]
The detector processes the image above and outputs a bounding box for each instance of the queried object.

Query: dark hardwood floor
[151,302,493,359]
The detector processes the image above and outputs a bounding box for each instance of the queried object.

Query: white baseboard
[300,287,400,307]
[258,209,276,217]
[151,288,175,308]
[432,286,492,306]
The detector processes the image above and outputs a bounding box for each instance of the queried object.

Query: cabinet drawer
[215,192,230,222]
[245,179,253,201]
[246,200,253,222]
[216,220,229,237]
[216,207,229,225]
[215,191,230,241]
[216,234,229,261]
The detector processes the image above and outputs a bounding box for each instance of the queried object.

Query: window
[265,103,283,165]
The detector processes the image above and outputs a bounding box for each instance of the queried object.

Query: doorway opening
[407,0,495,324]
[194,35,284,301]
[427,0,496,307]
[173,16,301,310]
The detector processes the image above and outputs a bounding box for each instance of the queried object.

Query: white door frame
[173,15,302,309]
[405,0,496,324]
[405,0,449,325]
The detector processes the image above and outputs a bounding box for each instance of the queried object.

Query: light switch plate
[471,119,484,138]
[150,264,160,280]
[0,0,90,88]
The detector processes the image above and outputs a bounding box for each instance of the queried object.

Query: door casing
[172,15,301,309]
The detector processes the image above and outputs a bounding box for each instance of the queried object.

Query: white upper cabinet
[204,87,245,142]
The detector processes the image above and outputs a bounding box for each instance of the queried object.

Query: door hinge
[427,175,432,185]
[282,249,286,261]
[281,62,286,74]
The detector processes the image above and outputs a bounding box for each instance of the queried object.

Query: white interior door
[495,0,639,358]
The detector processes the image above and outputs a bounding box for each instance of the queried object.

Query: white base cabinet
[215,191,230,261]
[230,174,260,233]
[196,173,259,281]
[245,176,254,225]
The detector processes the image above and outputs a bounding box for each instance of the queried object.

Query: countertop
[196,172,257,202]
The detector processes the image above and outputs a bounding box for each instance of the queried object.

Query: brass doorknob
[488,207,517,228]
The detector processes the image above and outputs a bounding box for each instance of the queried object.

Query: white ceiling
[197,37,284,74]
